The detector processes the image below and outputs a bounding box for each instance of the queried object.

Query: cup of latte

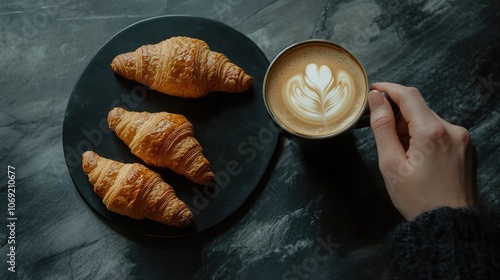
[263,40,369,140]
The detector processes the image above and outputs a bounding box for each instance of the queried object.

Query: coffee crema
[264,41,368,138]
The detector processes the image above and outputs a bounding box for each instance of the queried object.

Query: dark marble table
[1,0,499,279]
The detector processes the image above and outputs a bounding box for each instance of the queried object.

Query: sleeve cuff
[385,207,500,280]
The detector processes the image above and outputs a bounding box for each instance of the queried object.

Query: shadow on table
[112,136,286,279]
[87,214,203,279]
[112,133,402,278]
[298,133,403,252]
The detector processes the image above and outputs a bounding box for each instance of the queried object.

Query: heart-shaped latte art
[286,63,354,124]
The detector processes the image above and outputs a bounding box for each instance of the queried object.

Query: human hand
[368,82,477,221]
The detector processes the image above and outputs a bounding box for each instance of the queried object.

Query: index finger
[371,82,440,129]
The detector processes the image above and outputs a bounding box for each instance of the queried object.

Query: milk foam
[285,63,354,125]
[265,42,368,137]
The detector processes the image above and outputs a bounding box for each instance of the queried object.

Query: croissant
[108,107,214,185]
[110,36,253,98]
[81,151,194,227]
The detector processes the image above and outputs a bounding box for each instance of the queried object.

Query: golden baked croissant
[108,107,214,185]
[81,151,194,227]
[110,36,253,98]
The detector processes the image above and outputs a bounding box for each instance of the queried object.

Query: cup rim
[263,39,369,140]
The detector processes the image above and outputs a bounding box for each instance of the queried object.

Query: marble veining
[0,0,499,279]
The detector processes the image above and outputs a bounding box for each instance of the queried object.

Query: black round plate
[63,15,278,237]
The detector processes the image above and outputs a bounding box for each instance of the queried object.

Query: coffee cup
[263,40,371,140]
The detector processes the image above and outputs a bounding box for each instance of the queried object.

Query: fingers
[369,83,479,221]
[371,83,440,130]
[369,90,406,166]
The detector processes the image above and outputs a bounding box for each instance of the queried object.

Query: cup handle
[355,92,400,128]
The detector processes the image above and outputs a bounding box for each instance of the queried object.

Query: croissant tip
[109,106,125,115]
[108,107,127,126]
[230,73,253,93]
[82,150,96,161]
[194,171,215,186]
[110,57,119,72]
[82,150,92,157]
[170,209,195,228]
[182,213,195,227]
[110,52,137,80]
[82,151,99,174]
[243,76,253,91]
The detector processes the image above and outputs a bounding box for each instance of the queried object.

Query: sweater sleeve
[385,207,500,280]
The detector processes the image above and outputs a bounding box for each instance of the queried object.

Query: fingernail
[369,90,384,110]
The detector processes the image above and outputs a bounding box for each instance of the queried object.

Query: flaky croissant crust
[108,107,214,185]
[111,36,253,98]
[82,151,194,227]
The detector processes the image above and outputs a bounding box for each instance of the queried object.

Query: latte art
[264,41,368,138]
[286,64,354,124]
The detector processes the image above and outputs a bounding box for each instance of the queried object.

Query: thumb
[369,90,405,165]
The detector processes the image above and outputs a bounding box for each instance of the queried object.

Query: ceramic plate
[63,15,278,237]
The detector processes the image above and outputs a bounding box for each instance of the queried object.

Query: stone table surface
[1,0,499,279]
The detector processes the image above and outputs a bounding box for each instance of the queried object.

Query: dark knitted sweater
[385,207,500,280]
